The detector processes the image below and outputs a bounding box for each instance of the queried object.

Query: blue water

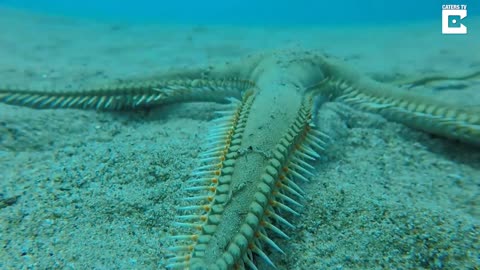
[0,0,478,25]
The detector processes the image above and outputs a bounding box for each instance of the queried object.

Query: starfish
[1,51,479,269]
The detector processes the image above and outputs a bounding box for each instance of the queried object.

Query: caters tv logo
[442,4,467,34]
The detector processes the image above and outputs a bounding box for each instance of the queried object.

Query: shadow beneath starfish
[107,102,223,123]
[414,134,480,170]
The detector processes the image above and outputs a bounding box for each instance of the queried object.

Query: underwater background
[0,0,479,269]
[0,0,478,25]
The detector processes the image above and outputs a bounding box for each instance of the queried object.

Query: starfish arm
[0,77,254,110]
[391,70,480,89]
[311,56,480,146]
[336,81,479,146]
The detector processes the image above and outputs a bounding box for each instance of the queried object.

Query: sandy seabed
[0,7,479,269]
